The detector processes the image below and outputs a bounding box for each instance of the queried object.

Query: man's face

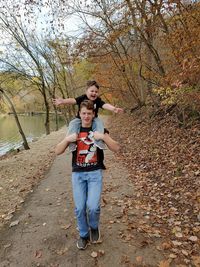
[79,107,95,127]
[86,85,99,101]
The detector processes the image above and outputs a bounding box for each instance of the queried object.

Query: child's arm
[55,133,77,155]
[52,97,76,106]
[102,103,123,114]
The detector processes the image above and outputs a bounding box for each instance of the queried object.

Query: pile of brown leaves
[109,110,200,265]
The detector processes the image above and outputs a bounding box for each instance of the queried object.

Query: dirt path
[0,146,165,267]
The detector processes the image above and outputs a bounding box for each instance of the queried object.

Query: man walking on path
[55,100,119,250]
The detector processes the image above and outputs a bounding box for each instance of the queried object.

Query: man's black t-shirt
[72,127,104,172]
[75,94,105,118]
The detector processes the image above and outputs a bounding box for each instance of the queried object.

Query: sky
[0,0,98,56]
[25,3,83,38]
[0,0,85,37]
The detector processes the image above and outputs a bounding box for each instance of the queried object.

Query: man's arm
[102,103,123,114]
[55,134,77,155]
[52,97,76,106]
[93,132,120,152]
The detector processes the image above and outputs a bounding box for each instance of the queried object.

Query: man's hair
[86,80,99,89]
[80,100,95,111]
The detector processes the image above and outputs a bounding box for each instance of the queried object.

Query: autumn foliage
[71,0,200,124]
[155,2,200,119]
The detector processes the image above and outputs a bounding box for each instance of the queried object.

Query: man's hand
[93,131,104,141]
[55,133,77,155]
[66,133,77,143]
[114,107,123,114]
[52,98,63,106]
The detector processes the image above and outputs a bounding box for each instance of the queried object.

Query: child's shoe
[94,140,106,150]
[69,142,77,152]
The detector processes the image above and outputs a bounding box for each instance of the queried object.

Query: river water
[0,114,66,156]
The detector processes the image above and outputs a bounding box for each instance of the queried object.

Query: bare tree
[0,87,30,150]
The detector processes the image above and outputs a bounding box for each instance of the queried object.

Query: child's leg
[67,118,81,135]
[92,117,104,133]
[92,118,106,149]
[67,118,81,152]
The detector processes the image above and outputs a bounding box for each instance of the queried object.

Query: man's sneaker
[69,142,77,152]
[90,227,101,243]
[76,236,89,250]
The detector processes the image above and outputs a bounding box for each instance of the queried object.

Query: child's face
[86,85,99,101]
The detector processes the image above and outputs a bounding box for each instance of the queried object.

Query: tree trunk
[0,88,30,150]
[53,105,59,131]
[40,83,50,135]
[44,95,50,135]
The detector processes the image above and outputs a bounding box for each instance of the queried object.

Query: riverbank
[0,127,67,230]
[0,113,65,156]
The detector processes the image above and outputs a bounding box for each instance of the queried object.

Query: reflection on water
[0,114,66,156]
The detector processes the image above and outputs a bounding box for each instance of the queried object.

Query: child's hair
[80,100,95,111]
[86,80,99,89]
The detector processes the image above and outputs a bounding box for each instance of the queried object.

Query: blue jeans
[67,117,104,134]
[71,169,103,238]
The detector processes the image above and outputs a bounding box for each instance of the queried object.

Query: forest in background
[0,2,199,264]
[0,0,200,134]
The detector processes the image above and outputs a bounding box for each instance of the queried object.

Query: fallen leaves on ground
[136,255,143,263]
[9,220,19,227]
[90,250,105,258]
[158,259,171,267]
[55,247,68,255]
[109,111,200,265]
[60,223,71,230]
[3,243,12,249]
[91,251,98,258]
[35,250,43,258]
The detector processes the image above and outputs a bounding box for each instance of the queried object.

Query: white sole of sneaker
[76,241,89,250]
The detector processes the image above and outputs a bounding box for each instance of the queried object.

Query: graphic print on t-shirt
[76,131,97,167]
